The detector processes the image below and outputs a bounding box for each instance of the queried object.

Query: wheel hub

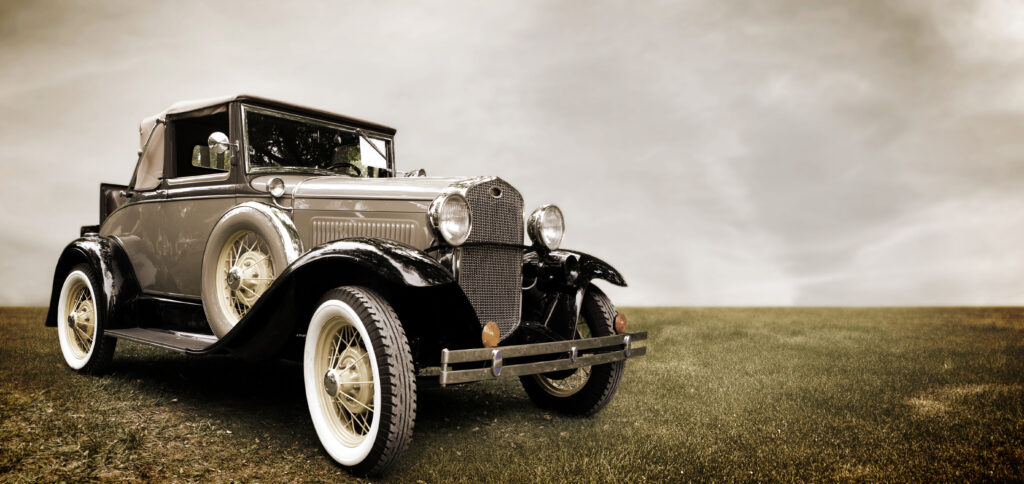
[230,251,273,307]
[327,346,373,414]
[225,267,243,291]
[71,302,93,330]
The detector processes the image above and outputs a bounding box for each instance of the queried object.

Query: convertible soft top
[133,94,396,191]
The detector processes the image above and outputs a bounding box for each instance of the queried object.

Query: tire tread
[520,285,625,416]
[315,286,416,476]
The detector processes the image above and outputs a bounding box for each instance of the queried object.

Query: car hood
[251,175,476,201]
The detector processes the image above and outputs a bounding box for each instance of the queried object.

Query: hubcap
[323,366,367,399]
[225,267,242,291]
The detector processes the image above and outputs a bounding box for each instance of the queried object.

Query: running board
[106,328,218,353]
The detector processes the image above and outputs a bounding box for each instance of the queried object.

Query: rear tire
[520,285,625,416]
[56,264,117,374]
[303,286,416,476]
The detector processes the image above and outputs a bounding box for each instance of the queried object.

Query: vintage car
[44,95,647,475]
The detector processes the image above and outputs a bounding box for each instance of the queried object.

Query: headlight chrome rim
[528,204,565,250]
[429,193,472,246]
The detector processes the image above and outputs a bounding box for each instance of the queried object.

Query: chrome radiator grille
[458,178,524,340]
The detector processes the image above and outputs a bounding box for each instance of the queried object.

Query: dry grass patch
[2,306,1024,482]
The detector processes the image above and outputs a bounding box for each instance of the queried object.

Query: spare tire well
[201,202,301,338]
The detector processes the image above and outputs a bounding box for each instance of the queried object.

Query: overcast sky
[1,0,1022,306]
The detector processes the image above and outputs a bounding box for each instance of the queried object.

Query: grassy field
[2,306,1023,482]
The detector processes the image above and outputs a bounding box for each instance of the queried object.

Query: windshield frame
[240,103,395,178]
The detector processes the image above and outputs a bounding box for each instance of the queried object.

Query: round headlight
[430,193,472,246]
[528,204,565,250]
[267,177,286,198]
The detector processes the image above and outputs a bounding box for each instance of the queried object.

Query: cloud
[0,0,1022,306]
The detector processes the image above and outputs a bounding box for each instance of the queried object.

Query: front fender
[526,249,626,289]
[204,237,478,358]
[44,236,140,328]
[556,249,627,287]
[519,249,626,341]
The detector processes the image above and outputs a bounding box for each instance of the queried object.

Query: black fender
[523,249,626,291]
[203,237,481,360]
[44,235,141,329]
[518,249,626,342]
[558,249,626,287]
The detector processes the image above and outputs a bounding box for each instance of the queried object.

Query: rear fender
[44,236,140,329]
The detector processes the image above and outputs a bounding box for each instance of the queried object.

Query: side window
[170,111,231,179]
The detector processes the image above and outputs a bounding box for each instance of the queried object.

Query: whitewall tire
[56,264,117,374]
[303,286,416,475]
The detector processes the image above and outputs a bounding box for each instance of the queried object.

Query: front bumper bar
[439,332,647,387]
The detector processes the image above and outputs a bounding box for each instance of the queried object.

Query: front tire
[303,287,416,476]
[56,264,117,374]
[520,285,625,416]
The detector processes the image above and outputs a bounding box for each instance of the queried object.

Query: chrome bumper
[439,332,647,387]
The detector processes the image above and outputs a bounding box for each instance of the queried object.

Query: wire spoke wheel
[215,230,276,323]
[520,285,626,416]
[56,265,116,373]
[535,316,594,397]
[63,278,96,359]
[318,321,376,446]
[304,287,416,475]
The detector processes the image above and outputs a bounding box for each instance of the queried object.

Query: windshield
[242,105,392,177]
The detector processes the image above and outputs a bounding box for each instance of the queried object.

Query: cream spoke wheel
[315,322,376,447]
[215,230,276,325]
[62,277,98,360]
[535,316,593,397]
[201,202,302,339]
[520,285,626,417]
[303,287,416,475]
[57,265,116,374]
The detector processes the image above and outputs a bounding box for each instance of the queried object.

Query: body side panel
[100,192,235,297]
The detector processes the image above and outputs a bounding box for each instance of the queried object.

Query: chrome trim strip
[295,194,435,201]
[141,289,203,301]
[165,172,231,186]
[165,330,219,343]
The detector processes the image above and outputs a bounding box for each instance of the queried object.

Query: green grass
[2,307,1023,482]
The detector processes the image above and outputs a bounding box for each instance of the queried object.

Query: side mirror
[208,132,232,155]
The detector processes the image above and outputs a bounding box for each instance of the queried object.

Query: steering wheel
[325,161,362,177]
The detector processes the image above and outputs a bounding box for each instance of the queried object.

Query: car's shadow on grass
[103,342,537,444]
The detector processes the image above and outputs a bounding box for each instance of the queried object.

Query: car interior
[168,111,231,179]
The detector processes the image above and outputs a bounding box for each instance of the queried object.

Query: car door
[101,106,241,299]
